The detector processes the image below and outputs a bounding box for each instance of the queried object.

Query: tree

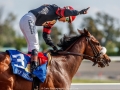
[50,26,62,45]
[0,8,16,47]
[81,17,104,45]
[67,23,77,36]
[0,7,27,51]
[14,36,27,50]
[80,12,120,55]
[95,12,120,45]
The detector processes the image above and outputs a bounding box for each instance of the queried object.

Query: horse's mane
[57,34,81,50]
[57,29,91,50]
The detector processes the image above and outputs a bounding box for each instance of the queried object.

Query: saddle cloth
[6,49,48,83]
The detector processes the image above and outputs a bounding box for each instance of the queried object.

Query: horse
[0,29,111,90]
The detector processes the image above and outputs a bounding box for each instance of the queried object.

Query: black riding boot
[30,49,38,77]
[31,61,38,75]
[30,49,40,90]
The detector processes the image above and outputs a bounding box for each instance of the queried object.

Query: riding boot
[30,49,38,77]
[30,61,38,76]
[30,49,40,90]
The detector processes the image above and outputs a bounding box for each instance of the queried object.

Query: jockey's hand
[52,45,58,52]
[79,7,90,14]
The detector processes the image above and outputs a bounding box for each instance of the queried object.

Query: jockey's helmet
[64,6,76,23]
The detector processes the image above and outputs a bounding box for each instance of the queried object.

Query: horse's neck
[66,39,86,78]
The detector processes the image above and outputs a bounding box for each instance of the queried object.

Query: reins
[57,51,94,59]
[57,36,95,60]
[57,35,103,66]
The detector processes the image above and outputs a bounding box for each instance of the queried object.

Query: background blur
[0,0,120,83]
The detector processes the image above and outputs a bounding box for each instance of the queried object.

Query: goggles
[66,17,70,22]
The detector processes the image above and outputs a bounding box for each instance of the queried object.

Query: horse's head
[58,29,111,67]
[58,28,111,68]
[78,28,111,68]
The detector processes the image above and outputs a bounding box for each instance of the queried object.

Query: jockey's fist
[52,45,58,52]
[79,7,90,14]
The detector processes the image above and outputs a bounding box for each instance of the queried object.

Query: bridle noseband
[85,36,107,67]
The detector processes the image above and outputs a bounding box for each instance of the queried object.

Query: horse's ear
[84,28,91,36]
[83,28,88,33]
[64,34,69,40]
[64,34,67,38]
[78,29,84,35]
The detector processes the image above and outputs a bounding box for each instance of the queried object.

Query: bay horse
[0,29,111,90]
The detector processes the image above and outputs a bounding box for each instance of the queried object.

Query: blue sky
[0,0,120,35]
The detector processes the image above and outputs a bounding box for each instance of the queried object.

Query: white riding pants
[19,12,39,52]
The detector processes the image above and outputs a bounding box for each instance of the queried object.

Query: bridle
[85,36,108,67]
[58,35,108,67]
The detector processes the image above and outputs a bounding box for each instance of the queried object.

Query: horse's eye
[97,43,100,45]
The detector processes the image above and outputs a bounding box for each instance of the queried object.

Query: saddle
[28,52,52,67]
[28,52,52,90]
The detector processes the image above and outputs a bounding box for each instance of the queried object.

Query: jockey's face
[58,17,68,22]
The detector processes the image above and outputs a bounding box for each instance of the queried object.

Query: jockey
[19,4,90,74]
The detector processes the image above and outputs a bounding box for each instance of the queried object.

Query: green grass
[72,79,120,83]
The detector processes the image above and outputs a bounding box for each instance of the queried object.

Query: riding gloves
[52,45,58,51]
[79,7,90,14]
[43,32,58,52]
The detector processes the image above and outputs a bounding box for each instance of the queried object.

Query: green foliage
[81,17,104,44]
[0,8,16,47]
[51,26,62,45]
[0,7,26,51]
[67,23,77,36]
[106,41,116,52]
[40,42,48,51]
[14,37,27,50]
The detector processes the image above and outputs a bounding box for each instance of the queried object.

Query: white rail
[83,56,120,61]
[70,83,120,90]
[109,56,120,61]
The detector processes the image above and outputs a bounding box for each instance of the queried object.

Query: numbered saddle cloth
[6,49,48,83]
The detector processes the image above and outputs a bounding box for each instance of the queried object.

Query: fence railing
[83,56,120,61]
